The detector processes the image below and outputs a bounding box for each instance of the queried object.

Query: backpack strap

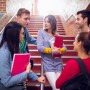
[75,58,90,87]
[75,58,87,74]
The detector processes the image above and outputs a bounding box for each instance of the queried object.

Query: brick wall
[64,16,79,36]
[0,0,6,13]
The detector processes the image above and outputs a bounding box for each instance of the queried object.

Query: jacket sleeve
[43,48,52,53]
[37,30,47,52]
[37,30,67,54]
[28,71,38,81]
[0,49,27,88]
[24,28,37,45]
[43,47,66,54]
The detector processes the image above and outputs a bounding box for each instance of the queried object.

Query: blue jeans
[0,83,24,90]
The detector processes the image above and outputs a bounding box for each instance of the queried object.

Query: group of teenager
[0,8,90,90]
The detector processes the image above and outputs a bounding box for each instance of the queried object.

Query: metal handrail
[0,13,16,34]
[66,14,76,22]
[40,62,44,90]
[0,13,6,21]
[0,13,16,44]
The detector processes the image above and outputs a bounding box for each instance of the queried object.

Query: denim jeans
[0,83,24,90]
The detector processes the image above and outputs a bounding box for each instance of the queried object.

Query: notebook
[11,53,30,76]
[53,35,63,58]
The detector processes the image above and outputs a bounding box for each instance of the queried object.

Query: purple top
[37,30,66,72]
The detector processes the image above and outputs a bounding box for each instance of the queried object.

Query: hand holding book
[59,48,66,53]
[52,47,61,55]
[11,53,31,76]
[49,35,64,58]
[26,63,31,74]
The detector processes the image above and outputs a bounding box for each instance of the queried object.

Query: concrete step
[28,26,64,29]
[27,86,52,90]
[28,25,43,28]
[27,74,52,90]
[28,23,63,27]
[28,45,75,50]
[29,50,77,56]
[31,65,41,73]
[29,35,75,39]
[30,55,78,64]
[28,29,65,32]
[29,32,65,35]
[28,31,66,35]
[29,21,43,23]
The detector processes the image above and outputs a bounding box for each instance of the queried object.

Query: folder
[53,35,63,58]
[11,53,30,76]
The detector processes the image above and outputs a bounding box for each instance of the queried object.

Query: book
[11,53,30,76]
[53,35,63,58]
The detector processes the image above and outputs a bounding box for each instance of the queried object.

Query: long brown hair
[44,15,57,35]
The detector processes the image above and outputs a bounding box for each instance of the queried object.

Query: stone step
[28,25,43,28]
[28,25,64,28]
[30,35,75,41]
[31,65,41,73]
[28,29,65,32]
[28,23,63,25]
[64,40,74,44]
[30,56,78,64]
[28,31,66,35]
[29,32,65,35]
[29,35,74,39]
[27,86,52,90]
[29,50,77,56]
[28,45,74,50]
[27,74,51,89]
[30,55,78,64]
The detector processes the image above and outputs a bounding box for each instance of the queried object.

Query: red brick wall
[0,0,6,13]
[65,17,78,36]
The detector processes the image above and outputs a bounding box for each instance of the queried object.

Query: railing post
[40,62,44,90]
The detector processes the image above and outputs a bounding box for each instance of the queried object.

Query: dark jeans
[0,83,24,90]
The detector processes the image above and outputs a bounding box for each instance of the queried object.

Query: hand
[60,48,66,54]
[26,63,31,74]
[37,76,46,83]
[52,47,61,54]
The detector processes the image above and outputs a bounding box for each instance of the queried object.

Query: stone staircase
[0,14,77,90]
[26,15,78,90]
